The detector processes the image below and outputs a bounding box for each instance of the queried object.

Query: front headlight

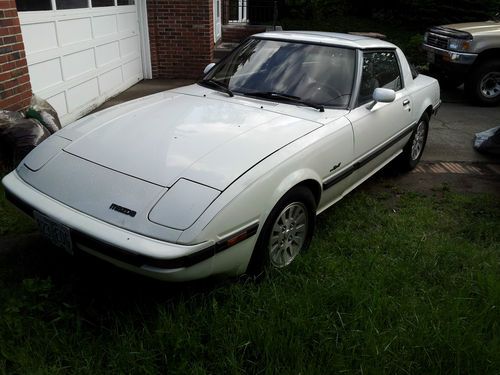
[21,135,71,171]
[423,32,429,43]
[148,179,220,230]
[448,38,471,52]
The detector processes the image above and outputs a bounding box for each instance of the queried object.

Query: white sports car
[3,32,441,281]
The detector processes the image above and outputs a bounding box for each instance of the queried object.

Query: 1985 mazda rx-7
[3,32,441,281]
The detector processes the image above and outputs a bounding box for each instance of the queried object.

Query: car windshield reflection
[202,38,356,109]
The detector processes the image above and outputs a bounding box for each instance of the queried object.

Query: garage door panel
[96,41,120,67]
[63,48,96,80]
[67,78,99,112]
[58,18,92,46]
[99,67,123,94]
[120,35,140,59]
[117,12,138,33]
[123,58,141,79]
[21,22,58,54]
[20,5,144,126]
[93,14,118,38]
[46,92,68,117]
[29,58,63,92]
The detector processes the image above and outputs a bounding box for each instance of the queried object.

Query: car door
[346,50,413,181]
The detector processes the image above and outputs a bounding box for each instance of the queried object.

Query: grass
[0,170,36,237]
[0,179,499,374]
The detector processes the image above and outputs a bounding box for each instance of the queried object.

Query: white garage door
[18,1,144,125]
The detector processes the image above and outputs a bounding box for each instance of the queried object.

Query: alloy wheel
[268,202,309,268]
[411,121,426,160]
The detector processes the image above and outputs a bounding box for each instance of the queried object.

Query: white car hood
[59,86,347,190]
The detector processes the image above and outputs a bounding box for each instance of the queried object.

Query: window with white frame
[55,0,88,9]
[16,0,52,11]
[15,0,135,11]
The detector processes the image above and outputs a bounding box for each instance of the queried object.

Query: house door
[214,0,222,42]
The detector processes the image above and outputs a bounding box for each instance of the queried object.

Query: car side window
[358,51,403,106]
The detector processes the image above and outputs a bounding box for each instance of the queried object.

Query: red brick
[3,35,16,44]
[147,0,214,79]
[0,3,31,110]
[0,61,16,72]
[0,0,16,9]
[11,65,27,76]
[0,91,30,111]
[6,25,21,34]
[0,17,19,27]
[3,9,17,17]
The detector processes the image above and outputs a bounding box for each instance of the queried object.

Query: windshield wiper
[199,78,234,97]
[243,91,325,112]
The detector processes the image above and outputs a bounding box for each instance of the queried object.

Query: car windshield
[203,38,356,108]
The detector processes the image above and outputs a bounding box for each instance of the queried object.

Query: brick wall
[147,0,214,79]
[0,0,31,111]
[221,24,267,44]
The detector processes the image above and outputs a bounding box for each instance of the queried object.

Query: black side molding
[323,122,417,190]
[433,100,442,115]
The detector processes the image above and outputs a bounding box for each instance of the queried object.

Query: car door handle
[403,99,410,106]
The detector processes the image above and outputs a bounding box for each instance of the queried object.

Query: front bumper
[2,171,255,281]
[422,43,478,66]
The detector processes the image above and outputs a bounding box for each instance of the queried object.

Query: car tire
[465,60,500,106]
[247,186,316,275]
[397,113,429,171]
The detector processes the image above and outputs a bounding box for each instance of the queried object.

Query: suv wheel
[465,60,500,106]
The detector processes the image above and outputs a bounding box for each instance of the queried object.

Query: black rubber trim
[322,122,417,190]
[5,181,259,270]
[5,186,259,270]
[214,223,259,254]
[73,223,259,270]
[73,230,216,269]
[433,100,442,115]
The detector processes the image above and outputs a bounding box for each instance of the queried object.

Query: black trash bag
[474,126,500,156]
[0,110,50,167]
[25,95,62,134]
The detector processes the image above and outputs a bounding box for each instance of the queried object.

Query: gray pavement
[92,79,195,113]
[424,86,500,163]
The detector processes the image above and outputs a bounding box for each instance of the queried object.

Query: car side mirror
[367,88,396,110]
[203,63,216,75]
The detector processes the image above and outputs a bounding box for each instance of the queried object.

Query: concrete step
[214,25,283,62]
[214,42,239,61]
[221,24,267,44]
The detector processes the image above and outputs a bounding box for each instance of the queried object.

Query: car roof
[253,31,397,50]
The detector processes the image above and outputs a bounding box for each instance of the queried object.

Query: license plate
[34,211,73,255]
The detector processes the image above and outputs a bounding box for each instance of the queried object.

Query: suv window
[358,51,403,105]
